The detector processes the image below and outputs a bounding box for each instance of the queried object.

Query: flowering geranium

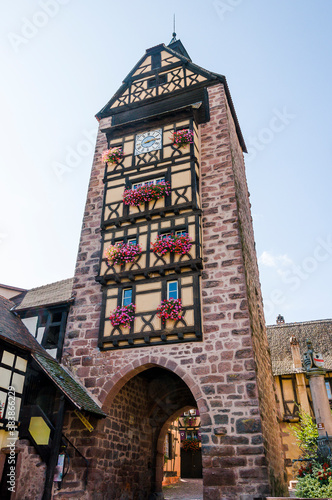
[182,438,200,453]
[110,304,135,328]
[157,298,182,321]
[295,460,332,497]
[101,147,124,164]
[104,242,142,266]
[151,234,192,256]
[123,181,170,207]
[171,129,194,148]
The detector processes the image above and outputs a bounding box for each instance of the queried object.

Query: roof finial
[169,14,177,44]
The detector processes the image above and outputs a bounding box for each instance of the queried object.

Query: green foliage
[290,406,319,458]
[290,407,332,497]
[296,470,332,498]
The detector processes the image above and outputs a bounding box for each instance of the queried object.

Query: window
[127,237,137,245]
[147,73,167,88]
[175,230,187,237]
[122,288,133,306]
[167,281,178,300]
[132,177,165,190]
[325,380,332,399]
[42,311,66,351]
[151,52,161,70]
[147,77,157,89]
[113,237,137,246]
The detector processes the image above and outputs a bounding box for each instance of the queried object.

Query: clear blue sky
[1,1,331,325]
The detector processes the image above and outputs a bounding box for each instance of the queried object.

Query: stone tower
[63,39,287,499]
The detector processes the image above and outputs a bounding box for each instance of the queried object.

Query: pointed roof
[95,40,246,152]
[168,39,191,60]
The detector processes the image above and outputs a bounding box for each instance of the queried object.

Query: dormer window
[151,52,161,70]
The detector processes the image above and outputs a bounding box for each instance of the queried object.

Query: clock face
[135,129,162,155]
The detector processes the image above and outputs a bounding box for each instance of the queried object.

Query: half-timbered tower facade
[62,39,287,499]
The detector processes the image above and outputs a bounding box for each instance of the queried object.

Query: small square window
[159,74,168,85]
[175,230,187,237]
[147,77,157,89]
[122,289,132,307]
[167,281,178,300]
[127,238,137,245]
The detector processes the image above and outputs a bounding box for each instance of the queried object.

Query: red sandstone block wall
[62,82,287,499]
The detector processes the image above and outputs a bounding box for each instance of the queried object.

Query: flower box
[151,234,192,256]
[157,298,182,321]
[171,129,194,148]
[101,147,124,165]
[110,304,135,328]
[123,181,170,207]
[104,242,142,266]
[182,438,200,453]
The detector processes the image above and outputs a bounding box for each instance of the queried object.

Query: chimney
[290,336,302,370]
[276,314,285,324]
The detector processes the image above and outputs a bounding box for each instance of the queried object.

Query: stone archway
[91,365,200,500]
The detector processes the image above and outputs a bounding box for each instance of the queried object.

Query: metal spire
[169,14,177,44]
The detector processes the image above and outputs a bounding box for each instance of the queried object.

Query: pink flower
[105,243,142,266]
[123,181,170,207]
[151,234,192,256]
[101,147,124,165]
[170,129,194,148]
[157,299,182,321]
[110,303,136,328]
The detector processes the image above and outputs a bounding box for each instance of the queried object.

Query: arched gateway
[99,362,199,499]
[62,38,288,499]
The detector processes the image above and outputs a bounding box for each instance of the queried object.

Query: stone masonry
[62,82,288,499]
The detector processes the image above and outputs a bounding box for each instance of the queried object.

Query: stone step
[53,490,88,499]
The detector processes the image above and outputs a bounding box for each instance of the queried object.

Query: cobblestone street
[163,479,203,500]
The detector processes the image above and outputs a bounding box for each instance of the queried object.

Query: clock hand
[143,138,155,144]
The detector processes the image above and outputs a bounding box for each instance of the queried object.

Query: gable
[97,44,213,119]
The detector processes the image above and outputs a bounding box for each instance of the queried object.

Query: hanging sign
[74,410,94,432]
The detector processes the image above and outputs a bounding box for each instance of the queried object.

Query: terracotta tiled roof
[267,319,332,376]
[0,295,52,357]
[14,278,74,311]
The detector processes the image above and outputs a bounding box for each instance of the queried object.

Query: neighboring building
[162,408,202,485]
[0,293,105,500]
[0,284,26,301]
[11,278,74,361]
[61,36,287,499]
[267,318,332,482]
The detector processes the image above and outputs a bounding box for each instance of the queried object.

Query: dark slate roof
[267,319,332,376]
[0,295,105,417]
[96,41,247,153]
[0,294,51,357]
[14,278,74,311]
[33,354,106,417]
